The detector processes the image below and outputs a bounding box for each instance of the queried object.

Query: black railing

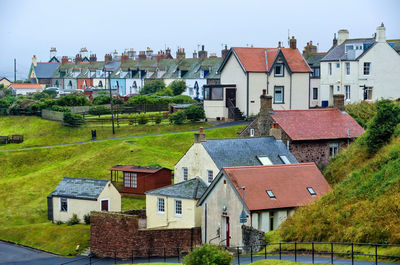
[60,242,400,265]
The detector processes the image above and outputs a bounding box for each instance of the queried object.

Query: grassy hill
[0,116,245,255]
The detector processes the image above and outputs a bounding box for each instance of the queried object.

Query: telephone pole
[14,59,16,82]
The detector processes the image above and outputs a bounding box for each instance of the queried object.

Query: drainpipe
[290,74,292,109]
[205,203,207,243]
[308,73,311,109]
[246,72,249,117]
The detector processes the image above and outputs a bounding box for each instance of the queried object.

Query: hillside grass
[0,116,212,150]
[0,118,245,255]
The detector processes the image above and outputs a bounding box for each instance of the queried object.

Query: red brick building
[109,165,172,195]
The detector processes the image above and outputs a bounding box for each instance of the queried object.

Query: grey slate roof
[49,177,108,200]
[201,137,298,169]
[145,177,208,200]
[306,53,327,67]
[34,63,60,78]
[321,39,375,61]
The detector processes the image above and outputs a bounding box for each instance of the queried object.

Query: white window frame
[274,64,284,77]
[59,197,68,212]
[174,199,182,216]
[266,190,276,198]
[346,62,350,75]
[363,62,371,75]
[250,128,255,137]
[279,155,291,164]
[257,156,272,165]
[182,167,188,181]
[274,86,284,104]
[312,87,318,100]
[328,63,332,75]
[329,143,339,158]
[345,85,351,100]
[157,197,165,214]
[100,198,110,211]
[364,87,373,100]
[124,172,137,188]
[207,170,213,184]
[307,187,316,196]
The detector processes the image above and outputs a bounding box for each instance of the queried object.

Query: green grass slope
[0,118,245,255]
[280,133,400,244]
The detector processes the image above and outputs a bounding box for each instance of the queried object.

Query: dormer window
[307,187,316,196]
[266,190,276,198]
[274,64,284,77]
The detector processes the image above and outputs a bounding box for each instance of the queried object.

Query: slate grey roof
[321,39,376,61]
[306,53,327,68]
[146,177,208,200]
[49,177,108,200]
[201,137,298,169]
[34,63,60,78]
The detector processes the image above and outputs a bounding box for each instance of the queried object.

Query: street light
[237,186,247,223]
[104,67,115,134]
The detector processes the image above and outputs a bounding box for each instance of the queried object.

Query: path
[0,121,249,153]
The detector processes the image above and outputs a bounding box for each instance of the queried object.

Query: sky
[0,0,399,80]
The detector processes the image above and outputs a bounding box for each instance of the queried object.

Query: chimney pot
[289,36,297,49]
[260,93,273,113]
[262,89,266,96]
[333,94,345,111]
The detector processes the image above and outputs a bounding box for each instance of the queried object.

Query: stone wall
[90,212,201,259]
[242,225,266,253]
[41,109,64,122]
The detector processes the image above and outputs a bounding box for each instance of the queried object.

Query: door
[226,216,230,247]
[225,88,236,107]
[101,200,109,211]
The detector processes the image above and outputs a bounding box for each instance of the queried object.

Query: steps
[231,107,245,121]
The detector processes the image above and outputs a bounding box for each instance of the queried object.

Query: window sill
[157,212,165,215]
[204,99,224,101]
[174,214,182,218]
[274,102,284,104]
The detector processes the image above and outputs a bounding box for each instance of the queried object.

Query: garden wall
[41,109,64,122]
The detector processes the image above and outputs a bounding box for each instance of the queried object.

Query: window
[250,128,255,137]
[364,87,373,100]
[204,87,223,100]
[345,85,351,100]
[269,212,274,231]
[182,167,188,181]
[274,64,284,77]
[329,143,339,158]
[98,81,103,87]
[328,63,332,75]
[336,63,340,68]
[257,156,272,165]
[312,87,318,100]
[157,198,165,213]
[274,86,284,104]
[307,187,316,196]
[345,45,354,53]
[60,198,68,212]
[279,155,291,164]
[207,170,213,184]
[175,200,182,216]
[311,67,320,78]
[346,63,350,75]
[266,190,276,198]
[363,62,371,75]
[124,172,137,188]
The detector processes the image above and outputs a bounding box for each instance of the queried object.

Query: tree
[92,95,110,105]
[169,110,186,124]
[88,106,110,117]
[140,80,166,95]
[169,80,186,96]
[63,112,85,127]
[184,105,205,121]
[57,93,91,106]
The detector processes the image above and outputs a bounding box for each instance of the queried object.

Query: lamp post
[104,67,115,134]
[237,186,247,223]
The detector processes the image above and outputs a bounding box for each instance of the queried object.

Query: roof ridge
[223,163,315,170]
[273,108,338,112]
[62,176,108,182]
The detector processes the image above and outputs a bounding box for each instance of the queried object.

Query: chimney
[165,48,173,59]
[176,48,186,60]
[32,55,37,67]
[105,54,112,63]
[112,49,118,59]
[89,54,97,63]
[146,47,153,60]
[337,29,349,45]
[128,48,136,60]
[50,47,57,59]
[260,89,272,114]
[333,33,337,46]
[121,53,129,64]
[138,51,146,61]
[157,50,166,62]
[290,36,297,49]
[222,45,229,59]
[278,41,282,48]
[193,50,197,59]
[193,127,206,143]
[198,45,208,59]
[75,54,82,64]
[333,94,345,111]
[61,56,69,64]
[376,23,386,43]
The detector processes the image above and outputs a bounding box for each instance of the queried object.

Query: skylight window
[279,155,291,164]
[257,156,272,165]
[307,187,316,196]
[266,190,276,198]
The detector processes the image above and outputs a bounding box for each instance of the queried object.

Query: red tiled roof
[232,47,311,73]
[10,83,42,89]
[224,163,331,211]
[109,165,167,173]
[270,108,364,141]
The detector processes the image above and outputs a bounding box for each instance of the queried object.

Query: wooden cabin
[109,165,172,195]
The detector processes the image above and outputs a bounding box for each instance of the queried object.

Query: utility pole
[14,59,16,82]
[104,68,115,134]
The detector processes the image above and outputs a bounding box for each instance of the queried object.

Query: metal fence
[60,242,400,265]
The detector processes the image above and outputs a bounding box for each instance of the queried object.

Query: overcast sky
[0,0,399,80]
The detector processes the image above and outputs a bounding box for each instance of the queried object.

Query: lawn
[0,122,246,255]
[0,116,212,150]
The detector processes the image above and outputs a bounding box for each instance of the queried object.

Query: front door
[225,88,236,108]
[226,216,230,247]
[101,200,109,211]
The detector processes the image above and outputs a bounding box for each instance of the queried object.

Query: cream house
[47,177,121,223]
[197,163,331,247]
[203,38,311,120]
[145,177,207,229]
[320,23,400,106]
[0,77,11,87]
[174,129,298,185]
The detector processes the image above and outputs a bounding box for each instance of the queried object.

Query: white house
[9,83,43,96]
[203,38,311,120]
[320,23,400,106]
[47,177,121,223]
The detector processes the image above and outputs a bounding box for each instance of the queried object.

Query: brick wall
[90,212,201,259]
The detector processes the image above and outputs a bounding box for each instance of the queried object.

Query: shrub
[345,101,377,127]
[83,214,90,225]
[184,105,205,122]
[140,80,166,95]
[42,89,58,99]
[0,96,16,109]
[92,95,110,105]
[154,113,163,124]
[112,97,124,105]
[183,244,233,265]
[137,113,148,125]
[67,214,80,226]
[155,87,174,96]
[169,80,186,96]
[89,106,110,117]
[169,110,186,125]
[171,95,196,104]
[63,112,85,127]
[50,105,70,113]
[57,93,91,106]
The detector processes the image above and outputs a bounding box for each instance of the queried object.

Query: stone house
[47,177,121,223]
[197,163,331,247]
[240,92,364,164]
[174,129,298,185]
[320,23,400,106]
[145,177,207,229]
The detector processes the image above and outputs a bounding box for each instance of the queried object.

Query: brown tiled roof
[109,165,169,173]
[223,163,331,211]
[270,108,364,141]
[10,83,43,89]
[232,47,311,73]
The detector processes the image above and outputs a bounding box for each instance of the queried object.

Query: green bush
[92,95,110,105]
[171,95,196,104]
[154,113,163,124]
[67,214,80,226]
[42,89,58,99]
[345,101,377,127]
[63,112,85,127]
[112,97,124,105]
[140,80,166,95]
[169,110,186,125]
[127,95,169,106]
[57,93,91,106]
[155,87,174,96]
[88,106,110,117]
[184,105,205,122]
[169,80,186,96]
[83,214,90,225]
[50,105,71,113]
[183,244,233,265]
[0,96,17,109]
[137,113,148,125]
